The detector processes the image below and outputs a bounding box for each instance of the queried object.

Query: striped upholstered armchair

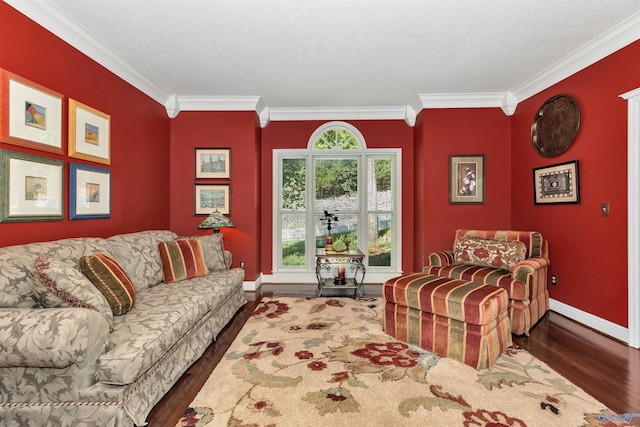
[423,229,550,335]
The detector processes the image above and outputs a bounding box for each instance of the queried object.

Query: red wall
[413,114,426,272]
[4,2,639,328]
[260,120,415,274]
[169,111,261,280]
[511,40,640,327]
[0,3,171,247]
[416,108,512,258]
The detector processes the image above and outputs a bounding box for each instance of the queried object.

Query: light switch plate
[601,202,610,217]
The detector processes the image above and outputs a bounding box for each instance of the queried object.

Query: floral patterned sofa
[0,230,246,426]
[423,229,550,336]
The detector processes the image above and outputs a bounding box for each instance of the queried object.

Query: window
[273,122,401,280]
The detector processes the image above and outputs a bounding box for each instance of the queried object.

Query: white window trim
[270,123,402,284]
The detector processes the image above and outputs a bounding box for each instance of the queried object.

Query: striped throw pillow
[78,252,136,315]
[158,239,209,283]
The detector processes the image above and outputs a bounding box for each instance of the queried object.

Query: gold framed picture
[68,98,111,165]
[0,69,63,154]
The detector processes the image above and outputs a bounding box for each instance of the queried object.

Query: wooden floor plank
[513,311,640,425]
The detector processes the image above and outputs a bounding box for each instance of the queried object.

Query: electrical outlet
[240,261,246,269]
[551,274,557,285]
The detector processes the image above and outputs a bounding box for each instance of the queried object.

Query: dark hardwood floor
[513,311,640,425]
[147,295,640,427]
[146,298,259,427]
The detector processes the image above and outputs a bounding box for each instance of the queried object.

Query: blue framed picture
[69,163,111,219]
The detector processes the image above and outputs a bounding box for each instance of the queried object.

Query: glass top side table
[315,248,366,298]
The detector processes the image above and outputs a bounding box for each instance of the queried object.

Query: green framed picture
[0,149,64,222]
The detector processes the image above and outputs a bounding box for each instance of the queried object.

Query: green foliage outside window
[315,159,358,200]
[313,129,360,150]
[368,228,391,266]
[282,239,305,266]
[282,159,306,210]
[375,158,391,191]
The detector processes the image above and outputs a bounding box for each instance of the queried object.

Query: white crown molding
[259,107,271,128]
[4,0,171,105]
[265,106,413,127]
[406,95,423,125]
[7,0,639,121]
[416,92,518,116]
[501,92,518,115]
[174,95,263,112]
[168,95,270,124]
[621,87,640,100]
[511,11,640,103]
[165,95,180,119]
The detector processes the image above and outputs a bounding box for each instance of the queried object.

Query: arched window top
[307,121,366,151]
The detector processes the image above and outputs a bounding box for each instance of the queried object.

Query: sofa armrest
[424,250,455,271]
[512,258,550,280]
[224,250,232,268]
[0,308,110,369]
[511,257,551,299]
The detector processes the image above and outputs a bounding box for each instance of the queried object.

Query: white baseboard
[549,298,629,344]
[242,274,262,292]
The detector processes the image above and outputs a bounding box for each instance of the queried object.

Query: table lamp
[198,210,235,233]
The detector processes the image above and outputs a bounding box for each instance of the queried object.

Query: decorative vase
[325,235,333,251]
[335,267,346,285]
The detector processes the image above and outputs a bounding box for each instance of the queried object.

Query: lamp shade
[198,210,235,230]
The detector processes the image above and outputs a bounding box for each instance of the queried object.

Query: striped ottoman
[383,273,512,370]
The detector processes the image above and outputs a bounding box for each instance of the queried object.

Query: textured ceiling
[11,0,640,112]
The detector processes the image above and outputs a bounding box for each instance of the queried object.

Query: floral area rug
[176,297,629,427]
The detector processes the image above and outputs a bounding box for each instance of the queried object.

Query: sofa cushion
[0,237,110,308]
[106,230,178,291]
[382,273,509,325]
[79,253,136,315]
[454,229,544,258]
[31,254,114,330]
[99,268,244,385]
[0,307,110,369]
[454,236,526,271]
[194,233,229,272]
[424,265,529,301]
[158,239,209,283]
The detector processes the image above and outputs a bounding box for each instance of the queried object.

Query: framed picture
[195,148,231,179]
[0,149,64,222]
[533,160,580,204]
[449,154,485,204]
[68,98,111,165]
[69,163,111,220]
[0,69,63,154]
[195,184,230,215]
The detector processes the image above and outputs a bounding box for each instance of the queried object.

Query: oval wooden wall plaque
[531,94,580,158]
